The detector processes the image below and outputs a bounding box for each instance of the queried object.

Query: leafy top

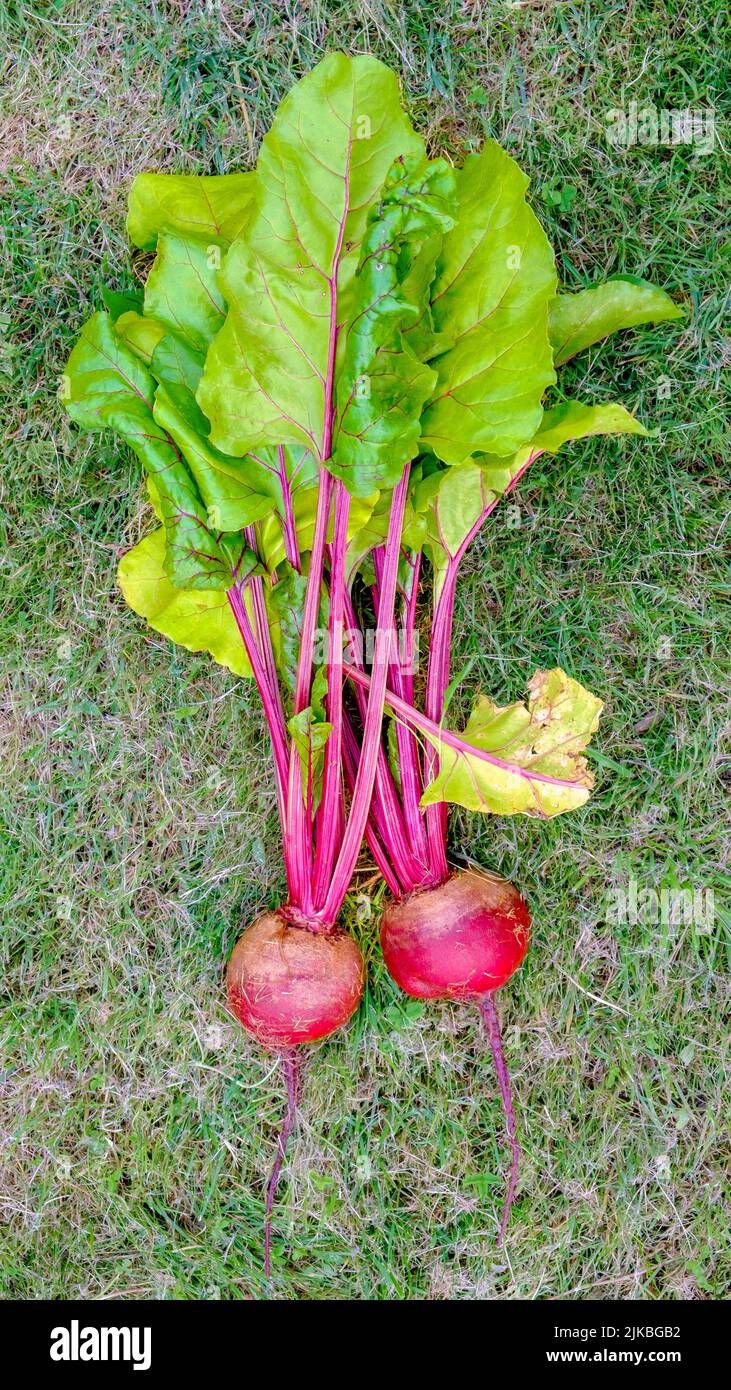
[197,53,424,460]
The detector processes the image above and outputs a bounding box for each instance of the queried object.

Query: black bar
[0,1296,722,1377]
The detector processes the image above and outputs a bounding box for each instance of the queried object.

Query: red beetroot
[381,868,530,1246]
[381,869,529,999]
[227,910,364,1275]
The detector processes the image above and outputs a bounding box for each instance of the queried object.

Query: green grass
[1,0,729,1299]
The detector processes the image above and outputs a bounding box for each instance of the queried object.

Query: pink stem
[400,551,420,706]
[283,138,351,916]
[278,445,301,572]
[343,588,425,892]
[341,717,402,897]
[227,585,289,826]
[424,559,457,883]
[318,467,410,925]
[370,545,383,616]
[245,561,298,894]
[264,1049,300,1278]
[312,480,350,905]
[284,472,334,915]
[478,995,520,1248]
[291,473,333,717]
[422,450,544,877]
[244,525,284,716]
[343,705,423,895]
[392,552,430,868]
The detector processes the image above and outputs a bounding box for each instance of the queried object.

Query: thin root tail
[264,1049,301,1278]
[478,994,520,1248]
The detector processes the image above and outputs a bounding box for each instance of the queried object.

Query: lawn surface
[1,0,729,1299]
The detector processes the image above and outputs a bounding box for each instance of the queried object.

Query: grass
[1,0,729,1300]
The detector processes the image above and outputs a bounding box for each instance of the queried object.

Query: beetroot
[382,868,529,1245]
[227,911,364,1048]
[227,911,364,1273]
[381,869,529,999]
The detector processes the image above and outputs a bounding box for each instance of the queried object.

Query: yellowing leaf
[420,668,603,817]
[118,529,252,677]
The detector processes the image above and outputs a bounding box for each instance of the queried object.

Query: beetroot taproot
[382,868,529,1244]
[226,911,364,1274]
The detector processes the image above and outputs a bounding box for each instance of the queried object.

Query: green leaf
[424,461,488,564]
[143,230,227,352]
[161,509,255,594]
[148,323,311,542]
[63,309,166,434]
[531,399,649,451]
[197,53,424,460]
[417,460,494,600]
[419,400,649,599]
[386,717,402,792]
[127,171,256,251]
[420,668,603,817]
[287,705,333,810]
[149,330,206,393]
[420,141,557,463]
[146,328,277,533]
[101,285,144,321]
[114,310,166,365]
[544,182,577,214]
[400,232,453,361]
[118,528,252,677]
[328,153,456,496]
[549,275,684,367]
[442,656,477,718]
[62,312,249,590]
[153,380,275,532]
[477,397,651,494]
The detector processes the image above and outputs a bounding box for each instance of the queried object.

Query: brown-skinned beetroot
[227,910,364,1049]
[381,868,530,999]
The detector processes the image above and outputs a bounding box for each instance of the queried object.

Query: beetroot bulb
[227,911,364,1050]
[227,911,364,1275]
[381,868,530,1245]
